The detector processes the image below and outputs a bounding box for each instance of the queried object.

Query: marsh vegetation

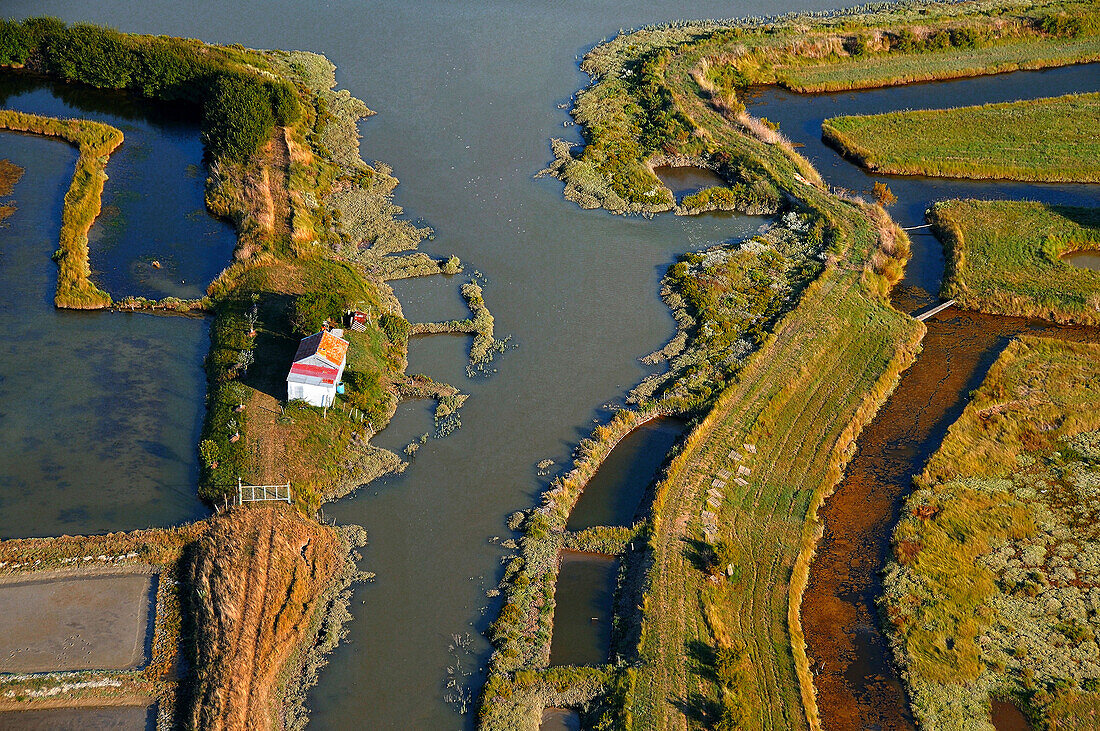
[823,92,1100,182]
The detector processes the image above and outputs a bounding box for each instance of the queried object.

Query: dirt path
[186,506,342,730]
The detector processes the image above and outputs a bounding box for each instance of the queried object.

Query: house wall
[287,382,336,407]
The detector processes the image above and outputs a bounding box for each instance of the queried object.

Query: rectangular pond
[548,551,617,668]
[0,705,154,730]
[0,571,156,672]
[567,417,685,530]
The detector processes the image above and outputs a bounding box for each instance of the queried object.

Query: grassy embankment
[931,199,1100,325]
[0,109,121,308]
[823,92,1100,182]
[483,3,1073,729]
[883,336,1100,729]
[547,0,1100,216]
[0,157,22,221]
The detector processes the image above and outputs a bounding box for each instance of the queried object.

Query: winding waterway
[4,1,1098,728]
[745,65,1099,729]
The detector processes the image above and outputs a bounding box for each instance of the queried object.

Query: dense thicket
[0,17,299,160]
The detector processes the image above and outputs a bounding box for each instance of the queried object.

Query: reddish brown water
[802,307,1100,730]
[991,699,1032,731]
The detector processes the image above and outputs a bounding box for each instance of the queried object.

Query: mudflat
[0,705,153,730]
[0,571,155,672]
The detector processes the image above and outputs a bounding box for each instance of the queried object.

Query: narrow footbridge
[914,299,956,322]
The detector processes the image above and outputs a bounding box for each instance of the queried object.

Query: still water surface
[0,76,229,538]
[5,1,1098,728]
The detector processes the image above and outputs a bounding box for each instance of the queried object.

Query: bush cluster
[0,17,300,160]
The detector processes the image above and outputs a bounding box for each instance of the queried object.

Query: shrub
[291,290,344,336]
[378,312,410,344]
[872,181,897,206]
[202,73,276,161]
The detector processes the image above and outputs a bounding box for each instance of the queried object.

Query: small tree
[872,181,898,206]
[199,439,219,470]
[291,291,344,336]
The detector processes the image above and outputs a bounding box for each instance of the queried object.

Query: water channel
[744,65,1099,729]
[2,1,1097,728]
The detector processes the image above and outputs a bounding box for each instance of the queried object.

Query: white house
[286,329,349,407]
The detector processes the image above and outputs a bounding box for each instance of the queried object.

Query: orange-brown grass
[885,336,1100,727]
[185,505,344,731]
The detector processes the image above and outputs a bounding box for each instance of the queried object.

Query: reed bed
[0,110,122,308]
[933,199,1100,326]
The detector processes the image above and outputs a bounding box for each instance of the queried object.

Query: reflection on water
[991,699,1032,731]
[0,705,154,731]
[1064,250,1100,271]
[0,73,237,300]
[548,551,617,667]
[567,416,685,530]
[803,309,1100,730]
[0,122,210,538]
[540,707,581,731]
[652,165,727,201]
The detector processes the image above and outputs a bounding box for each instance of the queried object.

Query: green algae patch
[932,199,1100,326]
[823,93,1100,183]
[883,336,1100,729]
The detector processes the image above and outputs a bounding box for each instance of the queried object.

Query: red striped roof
[289,363,339,379]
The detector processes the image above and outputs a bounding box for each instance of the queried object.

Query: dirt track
[0,570,155,673]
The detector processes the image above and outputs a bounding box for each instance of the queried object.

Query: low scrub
[883,336,1100,728]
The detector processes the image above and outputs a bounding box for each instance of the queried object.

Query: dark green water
[567,416,685,530]
[548,551,617,668]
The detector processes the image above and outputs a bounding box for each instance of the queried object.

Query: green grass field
[785,34,1100,92]
[823,93,1100,182]
[932,200,1100,325]
[628,262,922,731]
[883,336,1100,729]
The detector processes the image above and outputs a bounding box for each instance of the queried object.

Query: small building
[349,310,370,332]
[286,329,349,407]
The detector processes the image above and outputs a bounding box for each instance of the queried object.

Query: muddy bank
[802,309,1100,729]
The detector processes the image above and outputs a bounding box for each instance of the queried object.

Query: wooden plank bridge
[914,299,956,322]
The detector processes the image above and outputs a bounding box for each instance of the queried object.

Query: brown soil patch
[0,570,155,673]
[185,505,342,731]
